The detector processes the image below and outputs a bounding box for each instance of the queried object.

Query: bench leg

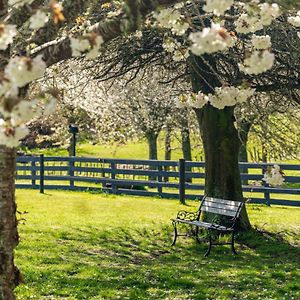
[171,221,178,246]
[204,232,212,257]
[231,232,238,255]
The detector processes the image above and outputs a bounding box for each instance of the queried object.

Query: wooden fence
[16,155,300,207]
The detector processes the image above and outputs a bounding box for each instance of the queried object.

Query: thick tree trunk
[238,120,252,185]
[0,146,20,300]
[190,55,251,230]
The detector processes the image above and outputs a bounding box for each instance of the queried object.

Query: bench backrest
[200,196,243,218]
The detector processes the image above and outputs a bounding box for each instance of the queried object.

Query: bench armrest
[176,210,199,221]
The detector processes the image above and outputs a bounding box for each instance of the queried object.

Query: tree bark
[146,132,158,181]
[180,111,192,162]
[190,55,251,230]
[0,146,21,300]
[180,110,192,182]
[164,125,172,161]
[238,120,253,185]
[146,132,158,160]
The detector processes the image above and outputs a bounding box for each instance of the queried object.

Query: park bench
[171,196,244,256]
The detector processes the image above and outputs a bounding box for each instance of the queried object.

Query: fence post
[262,167,270,206]
[39,154,44,194]
[69,157,74,188]
[179,159,186,204]
[31,159,36,188]
[157,165,163,197]
[111,162,117,194]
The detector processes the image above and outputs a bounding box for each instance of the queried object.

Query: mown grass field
[15,190,300,300]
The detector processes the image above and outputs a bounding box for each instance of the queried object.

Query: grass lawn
[15,190,300,300]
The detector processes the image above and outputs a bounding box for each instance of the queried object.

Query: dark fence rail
[16,155,300,207]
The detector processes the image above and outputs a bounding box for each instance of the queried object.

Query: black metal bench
[171,196,244,256]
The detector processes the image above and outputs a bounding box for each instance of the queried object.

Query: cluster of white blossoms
[251,35,271,50]
[239,50,275,75]
[5,55,46,88]
[178,86,255,110]
[235,3,280,34]
[288,11,300,27]
[189,23,236,56]
[263,164,285,186]
[162,38,189,61]
[203,0,234,16]
[0,24,17,50]
[29,10,50,30]
[0,120,29,148]
[8,0,34,8]
[154,7,189,36]
[70,33,104,59]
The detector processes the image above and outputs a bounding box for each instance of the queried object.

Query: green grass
[15,190,300,300]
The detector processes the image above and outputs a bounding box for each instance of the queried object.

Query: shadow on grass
[16,225,300,300]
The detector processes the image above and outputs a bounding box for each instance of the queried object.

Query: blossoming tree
[0,0,300,298]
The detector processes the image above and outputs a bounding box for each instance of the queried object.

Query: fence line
[16,155,300,207]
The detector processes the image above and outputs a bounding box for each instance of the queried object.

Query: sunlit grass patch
[15,190,300,300]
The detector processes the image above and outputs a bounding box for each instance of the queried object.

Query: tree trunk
[180,110,192,182]
[238,120,253,185]
[0,146,21,300]
[180,111,192,162]
[146,132,158,181]
[164,125,172,161]
[190,55,251,230]
[146,132,158,160]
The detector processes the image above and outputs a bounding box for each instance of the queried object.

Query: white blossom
[29,10,49,30]
[70,38,90,57]
[163,39,177,53]
[0,78,18,99]
[154,8,182,29]
[8,0,34,8]
[70,35,104,59]
[0,119,29,148]
[235,14,263,34]
[154,8,189,35]
[263,164,285,186]
[288,11,300,27]
[203,0,234,16]
[172,49,189,61]
[189,23,235,56]
[239,50,275,74]
[171,21,189,36]
[86,35,104,59]
[259,3,280,26]
[188,92,209,108]
[208,86,254,109]
[5,55,46,88]
[251,35,271,50]
[11,100,39,125]
[0,24,17,50]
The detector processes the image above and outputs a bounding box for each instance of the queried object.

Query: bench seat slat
[200,206,237,217]
[172,219,233,231]
[201,202,240,212]
[205,197,242,207]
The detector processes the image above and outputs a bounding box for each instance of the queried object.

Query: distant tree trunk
[180,111,192,162]
[164,125,172,161]
[146,131,158,160]
[146,131,158,181]
[0,146,21,300]
[238,120,253,185]
[180,110,192,182]
[190,55,251,230]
